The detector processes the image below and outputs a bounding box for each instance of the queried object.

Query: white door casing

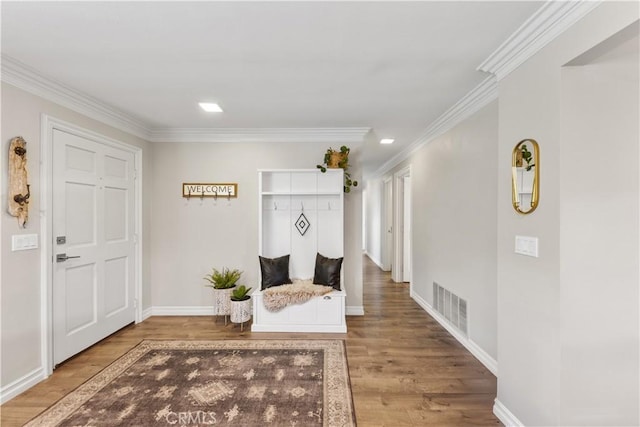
[392,166,411,283]
[383,177,393,272]
[403,176,412,283]
[46,120,139,366]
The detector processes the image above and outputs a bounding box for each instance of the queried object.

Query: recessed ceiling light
[380,138,394,144]
[199,102,223,113]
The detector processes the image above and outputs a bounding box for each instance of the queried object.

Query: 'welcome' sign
[182,183,238,198]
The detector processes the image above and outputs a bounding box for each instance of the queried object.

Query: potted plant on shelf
[316,145,359,193]
[204,267,242,324]
[230,285,253,331]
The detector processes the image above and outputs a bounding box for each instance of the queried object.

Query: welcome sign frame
[182,183,238,198]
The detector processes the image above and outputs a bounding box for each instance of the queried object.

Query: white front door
[52,129,135,365]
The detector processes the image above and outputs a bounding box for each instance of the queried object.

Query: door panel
[53,129,135,365]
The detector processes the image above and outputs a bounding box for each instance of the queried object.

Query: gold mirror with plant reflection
[512,139,539,214]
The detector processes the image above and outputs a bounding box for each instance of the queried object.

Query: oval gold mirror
[512,139,539,214]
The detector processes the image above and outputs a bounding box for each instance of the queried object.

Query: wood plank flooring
[1,256,500,426]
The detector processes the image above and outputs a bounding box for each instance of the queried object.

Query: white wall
[366,100,499,361]
[150,141,363,311]
[410,102,498,359]
[496,3,639,425]
[0,83,153,390]
[364,177,383,267]
[558,28,638,426]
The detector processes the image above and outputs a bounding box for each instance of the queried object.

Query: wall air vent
[433,282,468,336]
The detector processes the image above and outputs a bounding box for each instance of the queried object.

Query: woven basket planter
[212,287,234,317]
[327,151,348,169]
[230,298,252,324]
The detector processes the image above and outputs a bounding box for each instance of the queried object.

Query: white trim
[150,306,216,316]
[2,56,371,146]
[40,115,143,375]
[149,127,371,143]
[411,290,498,376]
[477,1,602,80]
[4,56,150,139]
[493,399,525,427]
[373,76,497,178]
[0,367,46,404]
[142,307,153,321]
[346,306,365,316]
[392,166,411,283]
[251,324,347,333]
[134,154,143,324]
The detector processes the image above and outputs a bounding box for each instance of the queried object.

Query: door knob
[56,253,80,262]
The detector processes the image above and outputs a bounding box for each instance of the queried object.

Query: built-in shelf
[254,169,346,333]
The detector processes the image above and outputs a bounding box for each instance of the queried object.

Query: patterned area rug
[26,340,355,426]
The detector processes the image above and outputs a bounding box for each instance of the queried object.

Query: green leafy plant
[521,145,535,171]
[316,145,359,193]
[230,285,252,301]
[203,267,242,289]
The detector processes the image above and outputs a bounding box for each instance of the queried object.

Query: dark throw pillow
[259,255,292,290]
[313,253,343,290]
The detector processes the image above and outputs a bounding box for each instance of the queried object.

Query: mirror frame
[511,138,539,214]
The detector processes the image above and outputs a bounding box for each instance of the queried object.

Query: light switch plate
[12,234,39,251]
[515,235,538,257]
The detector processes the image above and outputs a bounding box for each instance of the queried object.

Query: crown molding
[2,55,369,145]
[477,0,602,80]
[373,76,497,178]
[1,55,152,139]
[149,127,371,143]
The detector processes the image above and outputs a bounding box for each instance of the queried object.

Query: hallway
[1,256,499,426]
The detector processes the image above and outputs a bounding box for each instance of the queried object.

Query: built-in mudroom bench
[252,169,346,333]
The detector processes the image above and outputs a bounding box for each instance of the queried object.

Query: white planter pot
[212,287,234,316]
[230,298,252,324]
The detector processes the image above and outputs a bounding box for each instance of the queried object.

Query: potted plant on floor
[204,267,242,324]
[230,285,253,331]
[316,145,358,193]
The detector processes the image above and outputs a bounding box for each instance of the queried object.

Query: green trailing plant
[203,267,242,289]
[316,145,359,193]
[521,144,535,171]
[230,285,252,301]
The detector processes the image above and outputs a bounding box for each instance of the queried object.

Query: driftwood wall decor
[8,136,30,228]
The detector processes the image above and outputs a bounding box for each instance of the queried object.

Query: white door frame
[382,176,393,271]
[40,115,143,375]
[392,165,411,283]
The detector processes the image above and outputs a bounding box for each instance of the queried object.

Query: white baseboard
[411,290,498,376]
[346,306,364,316]
[493,399,524,426]
[150,306,215,316]
[0,367,46,404]
[149,305,366,317]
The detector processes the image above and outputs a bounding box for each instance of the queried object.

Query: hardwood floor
[1,256,500,426]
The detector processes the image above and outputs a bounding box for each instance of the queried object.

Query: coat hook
[214,191,218,201]
[228,192,231,201]
[187,188,191,199]
[201,190,205,200]
[13,184,31,206]
[274,202,277,210]
[328,201,331,210]
[301,201,304,211]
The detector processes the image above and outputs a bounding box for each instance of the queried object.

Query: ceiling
[1,1,543,177]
